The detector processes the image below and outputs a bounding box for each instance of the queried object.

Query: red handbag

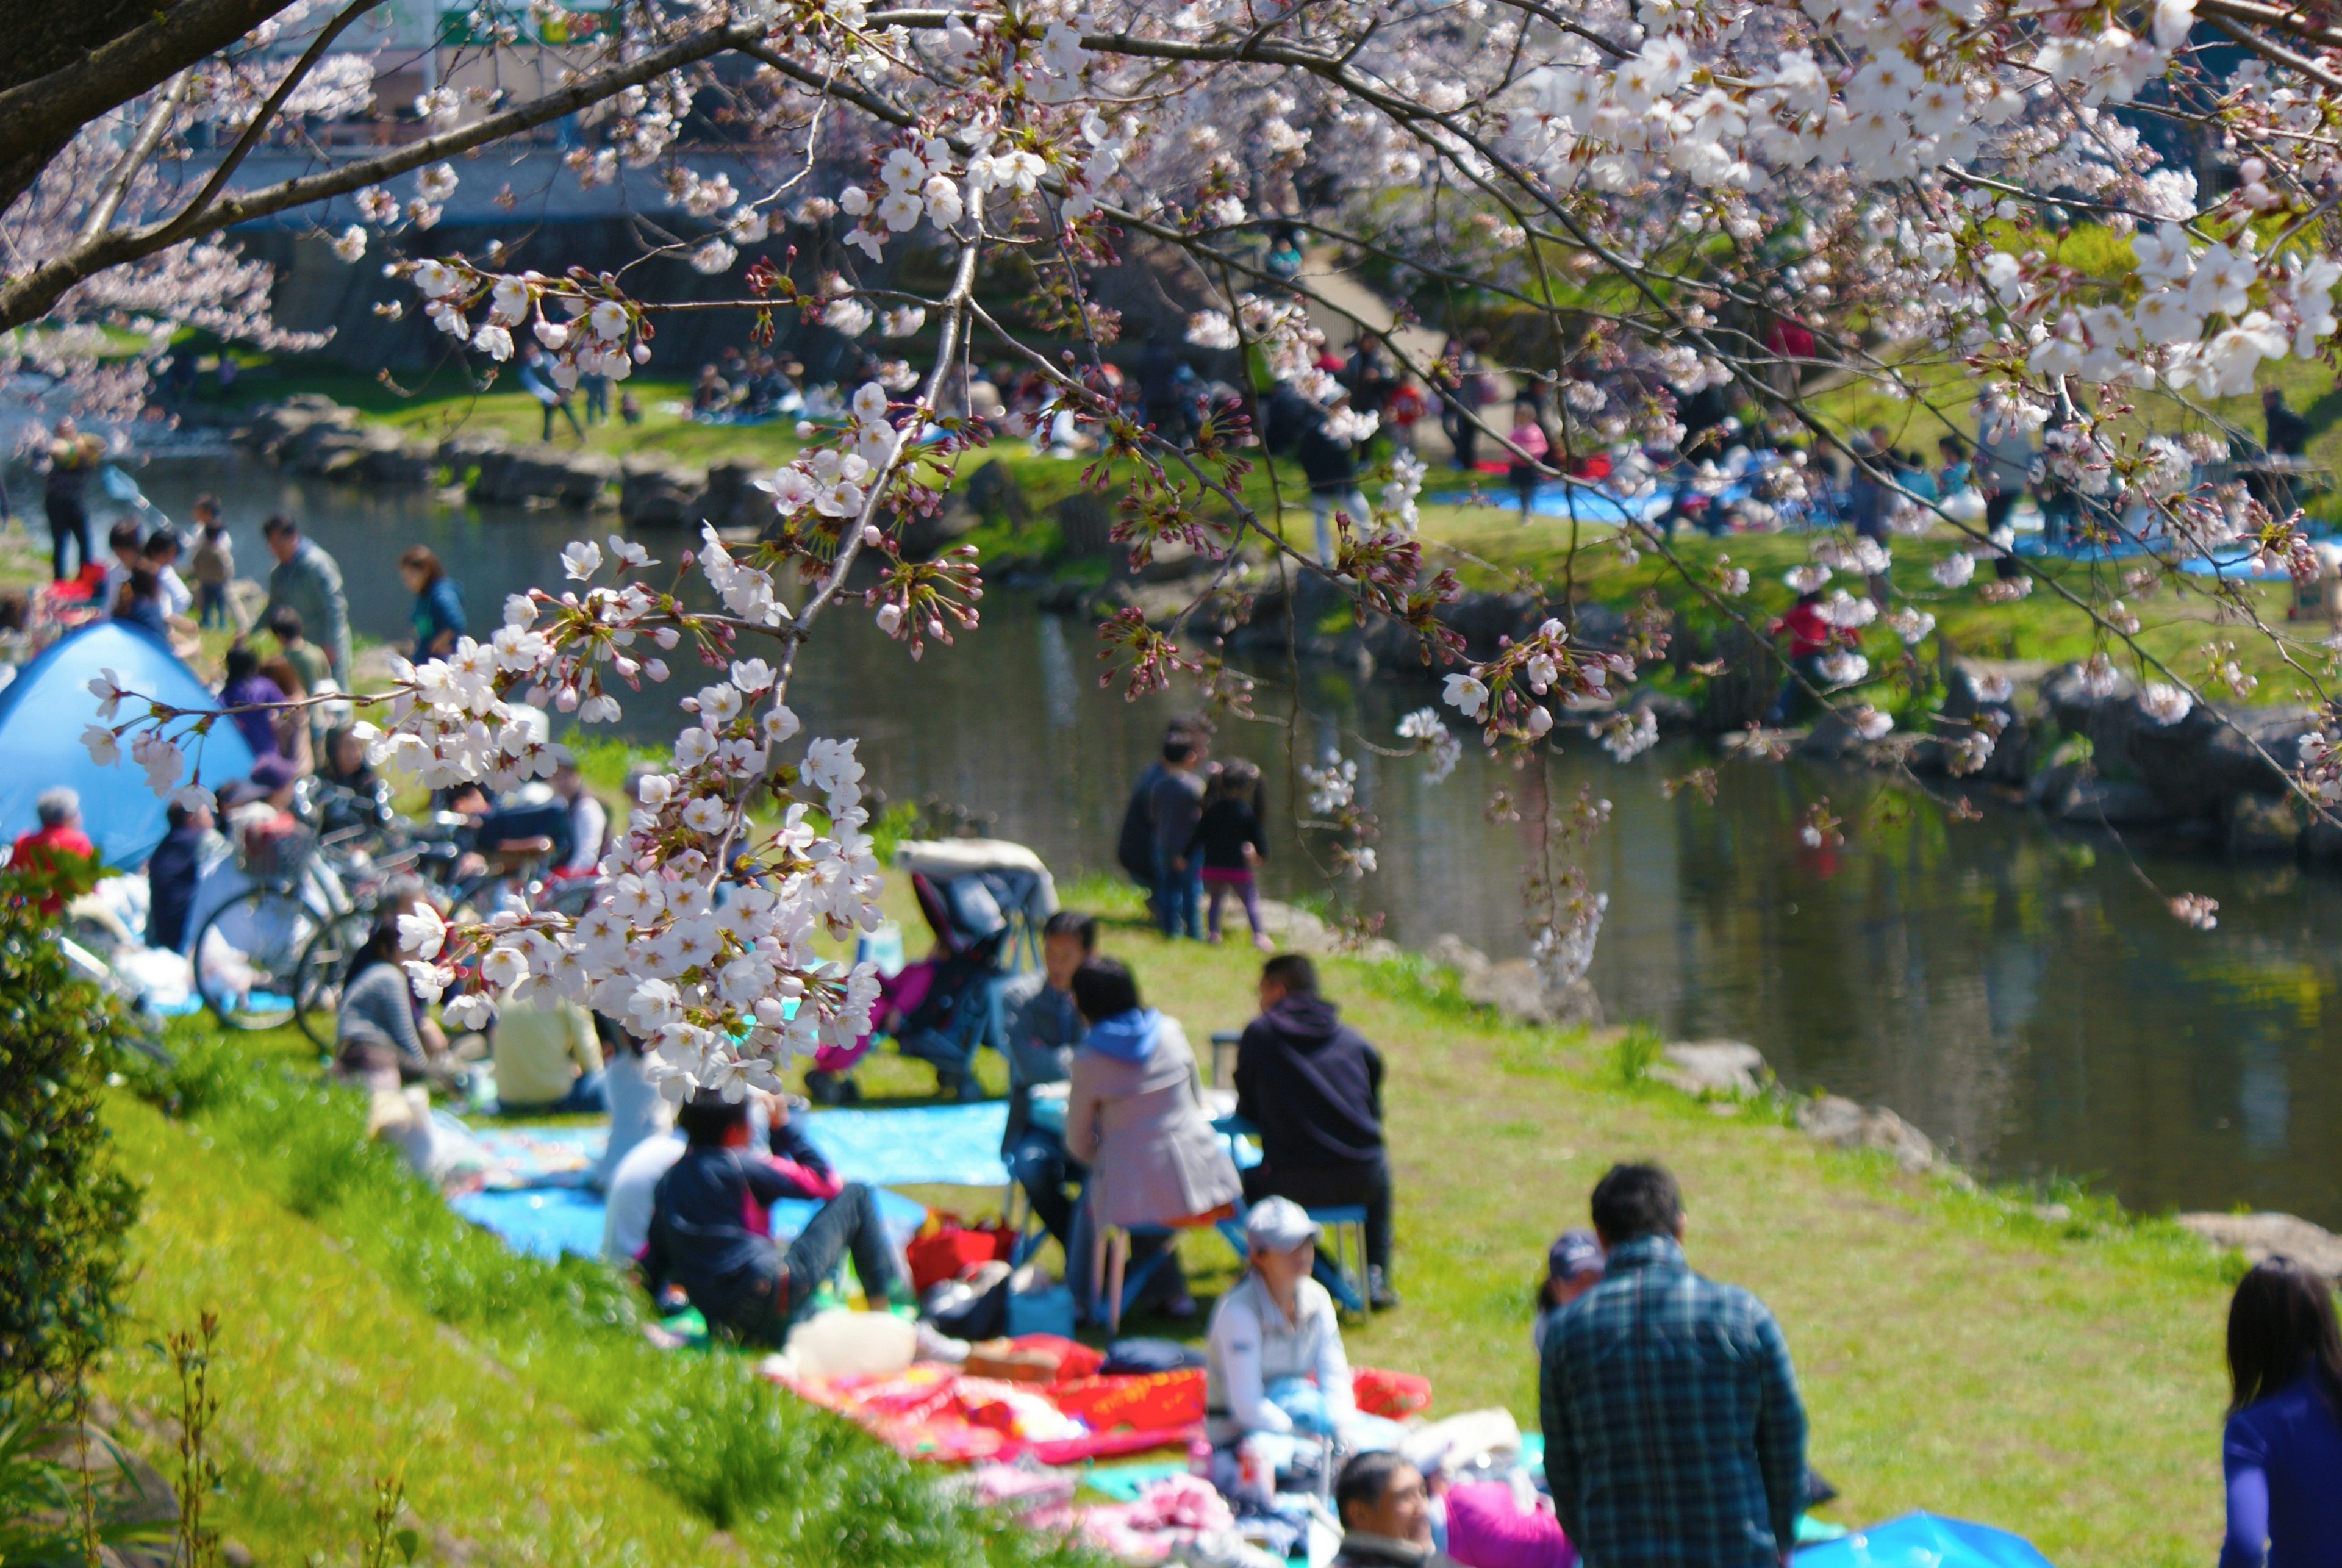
[904,1213,1015,1291]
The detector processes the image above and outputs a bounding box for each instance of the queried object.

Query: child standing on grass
[191,499,232,629]
[1507,395,1550,517]
[1194,759,1272,950]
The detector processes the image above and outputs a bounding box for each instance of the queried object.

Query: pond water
[110,453,2342,1229]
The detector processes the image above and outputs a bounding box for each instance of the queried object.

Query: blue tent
[1795,1512,2056,1568]
[0,620,256,867]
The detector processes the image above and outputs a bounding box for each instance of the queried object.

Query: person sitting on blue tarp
[639,1089,911,1343]
[144,795,219,954]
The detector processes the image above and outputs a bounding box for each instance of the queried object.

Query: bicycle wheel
[192,884,329,1032]
[293,908,375,1049]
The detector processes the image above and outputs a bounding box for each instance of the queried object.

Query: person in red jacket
[11,787,96,911]
[1764,589,1846,725]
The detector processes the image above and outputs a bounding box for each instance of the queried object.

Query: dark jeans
[730,1182,901,1344]
[196,582,229,628]
[898,1021,982,1079]
[46,497,87,581]
[498,1067,607,1116]
[1445,407,1478,472]
[1244,1156,1392,1272]
[541,398,584,441]
[1155,845,1201,939]
[1984,489,2025,581]
[1008,1127,1087,1248]
[1766,651,1829,727]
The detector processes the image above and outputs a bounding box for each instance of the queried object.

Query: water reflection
[102,454,2342,1227]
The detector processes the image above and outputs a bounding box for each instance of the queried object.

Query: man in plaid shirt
[1539,1164,1807,1568]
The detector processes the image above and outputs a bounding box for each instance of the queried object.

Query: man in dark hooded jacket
[1234,954,1398,1308]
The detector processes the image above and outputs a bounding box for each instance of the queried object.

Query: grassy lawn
[97,1015,1097,1568]
[964,882,2237,1568]
[93,865,2244,1567]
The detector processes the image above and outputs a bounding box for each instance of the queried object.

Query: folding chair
[1214,1202,1369,1317]
[1207,1029,1242,1086]
[1001,1175,1050,1267]
[1091,1222,1178,1335]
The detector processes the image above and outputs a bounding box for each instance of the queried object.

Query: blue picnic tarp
[451,1184,929,1262]
[0,620,256,866]
[797,1102,1011,1187]
[1793,1512,2055,1568]
[468,1103,1017,1192]
[448,1103,1014,1262]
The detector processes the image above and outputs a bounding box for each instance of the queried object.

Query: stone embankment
[1862,659,2337,861]
[238,395,998,553]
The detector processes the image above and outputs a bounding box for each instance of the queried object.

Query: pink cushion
[1444,1480,1575,1568]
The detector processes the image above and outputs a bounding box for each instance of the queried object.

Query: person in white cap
[1204,1195,1356,1450]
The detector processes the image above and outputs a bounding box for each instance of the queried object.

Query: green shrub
[0,865,140,1398]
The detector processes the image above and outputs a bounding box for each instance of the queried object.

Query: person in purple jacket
[2220,1255,2342,1568]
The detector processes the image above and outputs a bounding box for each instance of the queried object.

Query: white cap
[1245,1196,1320,1252]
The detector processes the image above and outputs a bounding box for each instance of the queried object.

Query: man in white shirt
[602,1130,685,1262]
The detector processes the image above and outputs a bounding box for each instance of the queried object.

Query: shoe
[1367,1267,1402,1311]
[1252,933,1276,953]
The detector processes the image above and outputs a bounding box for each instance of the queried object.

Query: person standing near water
[1117,719,1194,919]
[2218,1257,2342,1568]
[43,418,102,582]
[399,545,466,659]
[1149,731,1209,940]
[190,496,233,629]
[260,515,352,684]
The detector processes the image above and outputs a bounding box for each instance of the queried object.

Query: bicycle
[192,781,440,1038]
[189,823,351,1033]
[285,824,598,1048]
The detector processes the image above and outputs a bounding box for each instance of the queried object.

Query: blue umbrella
[1795,1512,2057,1567]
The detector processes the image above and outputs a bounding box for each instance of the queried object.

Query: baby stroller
[804,839,1058,1104]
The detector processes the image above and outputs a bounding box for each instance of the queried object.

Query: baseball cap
[1547,1228,1605,1285]
[1245,1196,1320,1253]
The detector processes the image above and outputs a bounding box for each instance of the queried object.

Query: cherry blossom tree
[40,0,2342,1081]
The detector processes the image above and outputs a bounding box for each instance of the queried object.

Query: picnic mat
[453,1184,930,1262]
[784,1362,1430,1467]
[797,1102,1011,1187]
[471,1125,604,1190]
[781,1361,1205,1466]
[469,1103,1014,1191]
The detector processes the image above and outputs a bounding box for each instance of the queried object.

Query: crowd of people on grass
[25,390,2333,1563]
[581,720,2342,1568]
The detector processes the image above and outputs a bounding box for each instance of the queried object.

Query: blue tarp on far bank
[0,620,256,867]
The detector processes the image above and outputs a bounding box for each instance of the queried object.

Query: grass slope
[98,1024,1100,1568]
